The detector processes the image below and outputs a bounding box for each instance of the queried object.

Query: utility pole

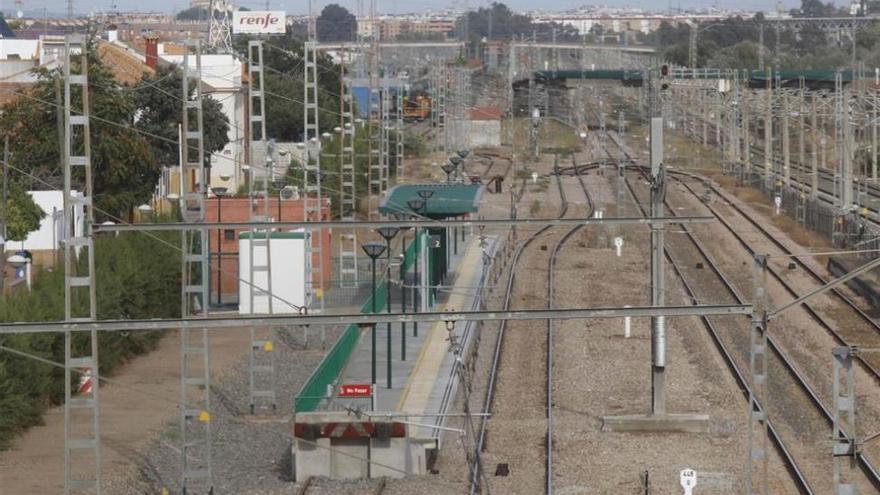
[246,39,277,414]
[367,0,381,217]
[782,89,790,186]
[396,83,404,182]
[831,346,864,495]
[179,39,214,494]
[811,92,819,198]
[1,136,7,294]
[381,75,391,193]
[764,69,773,189]
[743,80,751,176]
[62,34,101,495]
[648,70,667,416]
[304,11,326,346]
[688,23,697,68]
[746,254,769,495]
[838,71,854,211]
[339,50,359,289]
[758,24,765,72]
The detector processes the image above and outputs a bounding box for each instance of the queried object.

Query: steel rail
[546,156,595,494]
[469,161,581,495]
[610,129,880,490]
[619,158,815,494]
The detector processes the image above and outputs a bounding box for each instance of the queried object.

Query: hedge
[0,231,180,449]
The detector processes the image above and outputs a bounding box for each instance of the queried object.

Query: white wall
[18,190,83,252]
[239,232,306,314]
[0,39,39,60]
[466,120,501,148]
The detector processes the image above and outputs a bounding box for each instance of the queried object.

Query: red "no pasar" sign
[339,384,372,397]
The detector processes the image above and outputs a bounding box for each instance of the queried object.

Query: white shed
[238,230,306,314]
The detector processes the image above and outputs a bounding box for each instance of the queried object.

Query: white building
[12,191,83,267]
[160,51,246,193]
[0,36,82,83]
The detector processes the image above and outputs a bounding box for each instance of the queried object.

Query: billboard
[232,11,286,34]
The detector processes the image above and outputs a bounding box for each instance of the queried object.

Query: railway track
[546,156,595,494]
[470,155,595,495]
[603,129,880,490]
[615,153,814,493]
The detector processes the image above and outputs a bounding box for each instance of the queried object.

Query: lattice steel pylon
[396,83,404,183]
[303,36,326,343]
[208,0,232,53]
[179,40,214,494]
[339,51,359,289]
[381,78,391,193]
[62,34,101,495]
[246,40,277,414]
[367,45,382,212]
[746,254,769,495]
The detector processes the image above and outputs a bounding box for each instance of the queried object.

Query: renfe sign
[232,11,286,34]
[339,384,372,398]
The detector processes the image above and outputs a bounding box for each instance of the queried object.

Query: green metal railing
[294,237,421,412]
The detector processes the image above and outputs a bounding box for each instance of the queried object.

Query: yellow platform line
[397,239,483,414]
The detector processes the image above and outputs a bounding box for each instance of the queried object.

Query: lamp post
[210,187,228,305]
[396,223,412,360]
[441,162,455,183]
[272,179,285,221]
[376,226,399,389]
[449,155,462,183]
[362,242,386,388]
[407,199,425,338]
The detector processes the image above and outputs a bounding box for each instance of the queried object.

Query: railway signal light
[660,64,670,90]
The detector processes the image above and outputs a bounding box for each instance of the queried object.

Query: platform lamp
[449,155,462,183]
[416,189,434,213]
[441,162,455,183]
[407,199,425,339]
[376,226,400,389]
[362,242,386,388]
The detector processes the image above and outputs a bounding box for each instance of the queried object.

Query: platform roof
[379,183,484,219]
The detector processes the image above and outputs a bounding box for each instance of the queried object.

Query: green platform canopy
[379,183,484,219]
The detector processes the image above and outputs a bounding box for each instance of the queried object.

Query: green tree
[316,4,357,42]
[0,46,157,221]
[176,6,207,21]
[457,2,578,43]
[133,65,230,169]
[234,33,343,141]
[5,185,44,242]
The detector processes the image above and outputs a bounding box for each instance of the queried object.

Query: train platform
[334,233,497,421]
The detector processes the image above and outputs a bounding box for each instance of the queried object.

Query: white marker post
[613,236,624,257]
[624,304,631,338]
[774,195,782,215]
[680,468,697,495]
[531,171,539,183]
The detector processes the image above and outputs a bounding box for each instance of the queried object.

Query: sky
[4,0,840,18]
